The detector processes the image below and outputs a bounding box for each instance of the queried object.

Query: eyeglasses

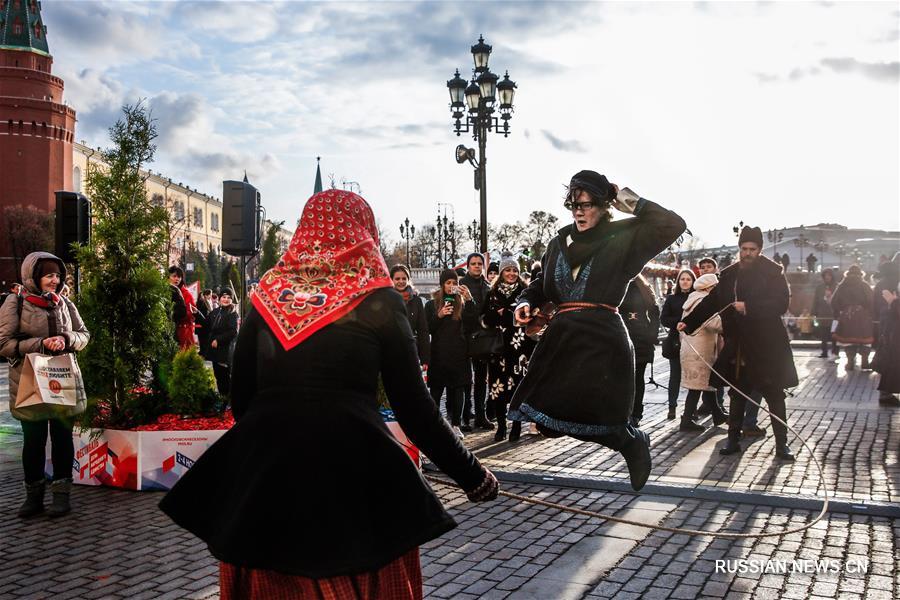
[564,201,597,212]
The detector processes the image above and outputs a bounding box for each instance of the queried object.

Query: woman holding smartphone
[425,269,477,437]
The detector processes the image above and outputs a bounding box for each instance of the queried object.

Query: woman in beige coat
[0,251,90,518]
[679,273,726,433]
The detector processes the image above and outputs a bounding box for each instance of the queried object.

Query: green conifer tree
[75,102,176,427]
[258,220,285,275]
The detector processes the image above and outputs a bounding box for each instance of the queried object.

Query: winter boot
[680,393,705,432]
[508,421,522,443]
[719,437,742,455]
[667,405,676,420]
[775,444,796,461]
[860,353,871,370]
[878,393,900,407]
[18,480,46,518]
[621,429,652,491]
[47,478,72,517]
[846,353,856,371]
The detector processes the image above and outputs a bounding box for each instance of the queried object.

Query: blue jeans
[667,359,681,408]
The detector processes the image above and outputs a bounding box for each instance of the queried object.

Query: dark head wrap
[737,226,763,248]
[568,170,616,205]
[440,269,459,285]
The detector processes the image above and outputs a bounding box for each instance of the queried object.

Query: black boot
[879,393,900,407]
[508,421,522,443]
[18,480,46,518]
[680,392,706,432]
[47,479,72,518]
[861,353,871,370]
[719,433,742,455]
[621,429,652,491]
[494,420,507,442]
[667,405,676,420]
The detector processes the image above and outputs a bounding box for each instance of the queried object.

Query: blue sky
[45,0,899,248]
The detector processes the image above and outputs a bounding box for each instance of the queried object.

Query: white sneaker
[452,426,465,439]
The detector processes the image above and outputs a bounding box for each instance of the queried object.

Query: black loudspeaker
[55,191,91,264]
[222,180,262,256]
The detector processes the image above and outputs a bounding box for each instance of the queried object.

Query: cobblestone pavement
[1,349,897,599]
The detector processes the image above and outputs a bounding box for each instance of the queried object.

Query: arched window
[73,166,82,193]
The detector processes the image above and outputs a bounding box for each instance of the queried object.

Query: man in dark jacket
[813,269,838,358]
[460,252,494,430]
[680,226,798,460]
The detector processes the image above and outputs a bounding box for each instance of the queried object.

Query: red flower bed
[132,409,235,432]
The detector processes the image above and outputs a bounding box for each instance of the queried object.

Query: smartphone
[450,285,460,295]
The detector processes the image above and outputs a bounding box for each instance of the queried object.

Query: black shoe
[629,416,641,428]
[18,481,45,518]
[679,420,706,432]
[861,356,871,370]
[667,406,676,420]
[494,428,507,442]
[712,411,728,427]
[719,440,742,455]
[508,421,522,443]
[818,352,828,358]
[621,430,651,491]
[696,405,712,418]
[742,425,766,437]
[878,394,900,407]
[47,478,72,518]
[775,445,796,461]
[475,418,495,431]
[460,423,473,433]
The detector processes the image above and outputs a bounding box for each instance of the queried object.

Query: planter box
[48,428,227,491]
[49,414,419,491]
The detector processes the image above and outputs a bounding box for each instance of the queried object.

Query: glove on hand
[466,468,499,502]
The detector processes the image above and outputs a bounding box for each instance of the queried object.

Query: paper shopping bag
[15,353,86,419]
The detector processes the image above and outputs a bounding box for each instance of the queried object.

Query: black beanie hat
[35,259,62,281]
[487,262,499,274]
[218,287,234,298]
[439,269,459,285]
[569,170,615,204]
[738,226,763,248]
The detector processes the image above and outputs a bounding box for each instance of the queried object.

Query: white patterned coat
[679,287,722,391]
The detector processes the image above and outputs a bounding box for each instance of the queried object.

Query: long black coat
[159,289,484,577]
[509,199,686,434]
[205,306,238,365]
[660,291,689,359]
[682,255,798,391]
[425,295,476,388]
[482,282,536,405]
[620,279,660,365]
[403,290,430,365]
[831,274,874,344]
[875,296,900,393]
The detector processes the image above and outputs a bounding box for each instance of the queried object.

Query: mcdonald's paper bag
[15,353,87,420]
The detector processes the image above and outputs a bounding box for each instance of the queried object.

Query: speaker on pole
[222,180,262,256]
[55,191,91,264]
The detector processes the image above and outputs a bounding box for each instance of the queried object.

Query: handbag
[661,331,681,360]
[466,326,504,361]
[14,351,87,421]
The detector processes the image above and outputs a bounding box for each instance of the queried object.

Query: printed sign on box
[140,430,227,491]
[48,428,226,491]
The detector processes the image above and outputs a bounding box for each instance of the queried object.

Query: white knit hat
[499,253,519,274]
[693,273,718,291]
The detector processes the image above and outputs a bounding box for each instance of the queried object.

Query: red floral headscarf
[251,190,392,350]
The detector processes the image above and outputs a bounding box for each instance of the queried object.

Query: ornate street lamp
[447,35,516,254]
[794,229,809,269]
[767,229,784,258]
[399,218,415,267]
[467,219,479,252]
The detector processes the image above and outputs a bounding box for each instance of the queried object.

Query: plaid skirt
[219,548,422,600]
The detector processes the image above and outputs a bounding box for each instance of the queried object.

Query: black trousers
[728,380,788,446]
[430,383,465,427]
[213,363,231,396]
[818,324,836,354]
[633,361,648,421]
[463,358,488,422]
[21,418,74,483]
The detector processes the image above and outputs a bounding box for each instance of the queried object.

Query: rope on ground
[425,306,831,540]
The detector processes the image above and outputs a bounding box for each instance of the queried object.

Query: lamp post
[467,219,479,252]
[447,35,516,254]
[794,229,809,270]
[813,239,829,267]
[399,218,415,267]
[767,229,784,258]
[832,243,846,270]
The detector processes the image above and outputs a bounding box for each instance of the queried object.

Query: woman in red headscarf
[160,190,498,599]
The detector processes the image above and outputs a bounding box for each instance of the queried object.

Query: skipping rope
[425,305,831,540]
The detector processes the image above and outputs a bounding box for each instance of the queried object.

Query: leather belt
[552,301,619,319]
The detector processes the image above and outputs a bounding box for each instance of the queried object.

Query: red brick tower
[0,0,76,283]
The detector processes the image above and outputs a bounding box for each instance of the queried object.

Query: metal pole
[478,115,488,254]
